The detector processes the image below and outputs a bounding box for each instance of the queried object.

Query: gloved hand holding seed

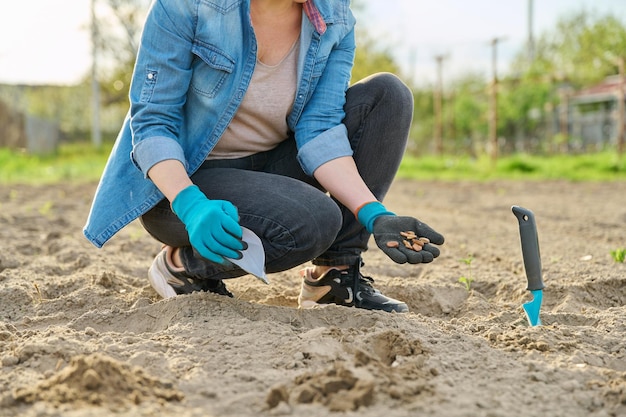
[372,216,444,264]
[357,201,445,264]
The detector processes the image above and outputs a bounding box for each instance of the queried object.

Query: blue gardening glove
[358,201,445,264]
[171,185,246,264]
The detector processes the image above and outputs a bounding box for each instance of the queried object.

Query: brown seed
[412,243,423,251]
[401,231,417,239]
[386,241,400,248]
[403,240,413,249]
[418,237,430,244]
[411,238,424,247]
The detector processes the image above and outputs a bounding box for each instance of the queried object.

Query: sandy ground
[0,179,625,417]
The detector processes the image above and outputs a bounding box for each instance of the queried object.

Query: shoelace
[357,275,376,295]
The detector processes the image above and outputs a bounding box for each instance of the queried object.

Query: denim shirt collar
[303,0,327,34]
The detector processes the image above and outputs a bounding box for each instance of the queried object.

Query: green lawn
[0,142,112,184]
[399,152,626,182]
[1,142,626,184]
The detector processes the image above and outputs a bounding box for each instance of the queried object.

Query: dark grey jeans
[140,73,414,280]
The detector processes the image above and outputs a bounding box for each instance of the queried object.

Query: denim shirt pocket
[190,40,236,98]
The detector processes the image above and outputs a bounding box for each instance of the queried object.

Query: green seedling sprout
[610,248,626,263]
[458,254,474,291]
[38,200,54,218]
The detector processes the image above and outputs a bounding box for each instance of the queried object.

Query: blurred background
[1,0,625,160]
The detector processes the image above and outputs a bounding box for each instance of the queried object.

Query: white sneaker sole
[298,300,331,309]
[148,253,178,299]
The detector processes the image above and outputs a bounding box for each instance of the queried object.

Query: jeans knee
[309,200,342,251]
[361,72,414,114]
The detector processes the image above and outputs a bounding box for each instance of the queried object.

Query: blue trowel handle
[512,206,545,291]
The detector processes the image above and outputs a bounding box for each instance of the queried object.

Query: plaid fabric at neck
[303,0,327,34]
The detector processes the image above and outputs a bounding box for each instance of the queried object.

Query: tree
[497,10,626,153]
[93,0,150,108]
[532,12,626,87]
[449,74,489,155]
[352,33,401,83]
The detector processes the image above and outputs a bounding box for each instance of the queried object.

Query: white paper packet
[226,227,268,284]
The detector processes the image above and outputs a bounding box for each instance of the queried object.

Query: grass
[398,152,626,182]
[2,142,626,184]
[0,142,113,184]
[610,248,626,263]
[458,254,475,291]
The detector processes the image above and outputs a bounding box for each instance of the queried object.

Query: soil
[0,179,625,417]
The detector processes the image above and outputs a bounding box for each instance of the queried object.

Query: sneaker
[148,246,233,299]
[297,260,408,313]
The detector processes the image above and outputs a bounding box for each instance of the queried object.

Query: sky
[361,0,626,86]
[0,0,625,86]
[0,0,92,85]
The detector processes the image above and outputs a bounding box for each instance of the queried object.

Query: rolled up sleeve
[131,136,187,177]
[296,124,353,176]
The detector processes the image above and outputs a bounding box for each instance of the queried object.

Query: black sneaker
[297,260,408,313]
[148,247,233,299]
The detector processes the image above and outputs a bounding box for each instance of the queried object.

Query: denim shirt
[84,0,356,248]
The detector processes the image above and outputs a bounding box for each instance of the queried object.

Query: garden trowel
[227,227,269,285]
[512,206,544,326]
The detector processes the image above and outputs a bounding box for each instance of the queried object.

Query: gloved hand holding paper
[226,227,268,284]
